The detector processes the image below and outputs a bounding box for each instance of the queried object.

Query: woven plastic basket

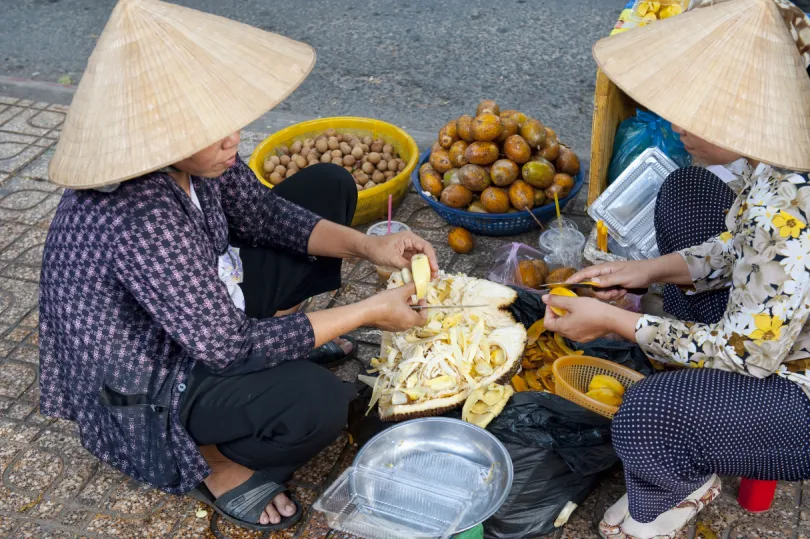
[552,355,645,419]
[410,149,585,236]
[248,117,419,227]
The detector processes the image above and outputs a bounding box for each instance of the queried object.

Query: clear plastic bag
[489,243,552,291]
[608,110,691,185]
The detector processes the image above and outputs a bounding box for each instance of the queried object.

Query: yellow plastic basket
[248,117,420,227]
[552,355,645,419]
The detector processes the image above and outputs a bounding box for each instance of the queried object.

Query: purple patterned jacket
[39,157,321,493]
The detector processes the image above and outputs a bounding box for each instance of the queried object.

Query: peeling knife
[536,282,648,295]
[410,304,489,311]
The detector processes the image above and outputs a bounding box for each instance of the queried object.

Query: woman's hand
[543,294,641,343]
[364,231,439,278]
[361,283,428,332]
[566,260,656,301]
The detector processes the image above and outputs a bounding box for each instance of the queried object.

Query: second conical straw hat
[593,0,810,171]
[49,0,315,188]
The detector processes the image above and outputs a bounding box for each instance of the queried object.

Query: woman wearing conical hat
[38,0,437,531]
[542,0,810,536]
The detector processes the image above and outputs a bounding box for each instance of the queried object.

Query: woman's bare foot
[199,446,296,525]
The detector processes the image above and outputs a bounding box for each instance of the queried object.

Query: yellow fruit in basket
[659,4,682,18]
[430,149,453,174]
[471,113,503,142]
[480,187,511,213]
[636,1,660,16]
[439,122,460,149]
[522,159,556,189]
[588,375,626,397]
[642,12,658,22]
[456,115,475,142]
[520,119,547,149]
[476,99,501,116]
[465,142,500,166]
[548,287,577,316]
[586,387,623,407]
[449,140,469,168]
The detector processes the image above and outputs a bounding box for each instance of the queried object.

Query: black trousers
[180,163,359,483]
[653,167,736,323]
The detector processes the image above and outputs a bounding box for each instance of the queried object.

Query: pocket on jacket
[101,386,180,488]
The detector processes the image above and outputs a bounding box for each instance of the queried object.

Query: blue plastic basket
[410,149,585,236]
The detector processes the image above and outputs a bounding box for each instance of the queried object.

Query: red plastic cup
[737,478,777,513]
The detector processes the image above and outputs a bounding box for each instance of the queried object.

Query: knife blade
[536,282,648,295]
[410,304,489,311]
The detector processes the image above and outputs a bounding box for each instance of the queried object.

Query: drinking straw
[553,192,563,234]
[387,194,393,234]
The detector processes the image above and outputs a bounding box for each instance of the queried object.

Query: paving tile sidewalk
[0,95,807,538]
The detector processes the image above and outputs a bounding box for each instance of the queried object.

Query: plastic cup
[539,225,586,269]
[366,221,411,283]
[737,478,777,513]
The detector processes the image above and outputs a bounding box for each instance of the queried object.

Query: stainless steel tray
[588,147,676,260]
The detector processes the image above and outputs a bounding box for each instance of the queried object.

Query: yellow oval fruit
[549,287,577,316]
[588,374,626,397]
[585,387,623,407]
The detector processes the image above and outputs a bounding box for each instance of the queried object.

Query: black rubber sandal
[307,334,357,367]
[189,471,301,532]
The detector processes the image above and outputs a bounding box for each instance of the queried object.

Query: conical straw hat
[49,0,315,188]
[593,0,810,171]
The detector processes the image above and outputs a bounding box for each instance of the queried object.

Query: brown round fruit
[497,117,519,143]
[538,137,561,161]
[465,141,499,166]
[449,140,469,168]
[372,170,386,184]
[556,146,581,176]
[490,159,520,187]
[516,260,543,289]
[269,172,283,185]
[547,267,577,284]
[431,141,443,154]
[456,115,475,142]
[368,152,382,165]
[471,113,503,142]
[343,155,356,167]
[508,180,536,211]
[503,135,532,164]
[533,188,547,207]
[545,183,566,202]
[500,109,528,127]
[530,260,549,284]
[480,187,511,213]
[440,184,474,208]
[420,168,444,198]
[263,159,274,173]
[458,164,491,192]
[520,118,547,148]
[439,122,460,149]
[430,149,453,174]
[522,158,556,189]
[448,227,474,254]
[476,99,501,116]
[553,173,575,191]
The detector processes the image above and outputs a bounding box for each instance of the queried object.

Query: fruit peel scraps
[363,271,527,422]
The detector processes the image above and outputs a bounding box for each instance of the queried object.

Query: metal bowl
[353,417,514,533]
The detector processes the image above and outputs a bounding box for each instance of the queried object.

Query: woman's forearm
[645,253,693,286]
[306,302,373,348]
[307,219,369,259]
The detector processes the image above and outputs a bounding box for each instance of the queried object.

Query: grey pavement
[0,0,630,158]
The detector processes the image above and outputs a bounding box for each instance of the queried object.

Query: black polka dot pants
[654,167,736,324]
[613,369,810,523]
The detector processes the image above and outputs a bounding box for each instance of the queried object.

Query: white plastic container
[588,147,676,260]
[366,221,412,283]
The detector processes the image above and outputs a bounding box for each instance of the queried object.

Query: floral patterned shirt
[636,162,810,397]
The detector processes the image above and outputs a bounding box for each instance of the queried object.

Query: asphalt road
[3,0,629,154]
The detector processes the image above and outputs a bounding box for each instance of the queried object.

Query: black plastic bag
[483,392,616,539]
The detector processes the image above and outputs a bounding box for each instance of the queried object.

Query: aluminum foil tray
[588,147,676,260]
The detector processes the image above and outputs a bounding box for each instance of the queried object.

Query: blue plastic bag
[608,110,691,184]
